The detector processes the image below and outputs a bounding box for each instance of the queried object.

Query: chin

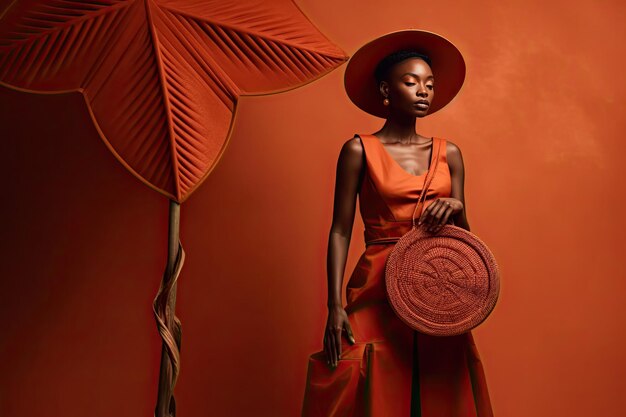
[408,106,430,118]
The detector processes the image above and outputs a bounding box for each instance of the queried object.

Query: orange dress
[301,134,494,417]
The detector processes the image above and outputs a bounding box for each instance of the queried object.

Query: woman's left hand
[418,197,463,233]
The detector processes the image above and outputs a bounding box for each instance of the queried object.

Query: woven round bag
[384,139,500,336]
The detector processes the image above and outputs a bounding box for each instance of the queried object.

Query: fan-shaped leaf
[0,0,348,202]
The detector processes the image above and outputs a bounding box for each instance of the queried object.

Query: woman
[301,30,494,417]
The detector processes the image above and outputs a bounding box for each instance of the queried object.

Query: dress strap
[410,137,442,228]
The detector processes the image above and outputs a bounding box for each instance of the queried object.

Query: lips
[414,100,429,109]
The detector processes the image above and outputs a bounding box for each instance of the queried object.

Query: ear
[379,81,389,98]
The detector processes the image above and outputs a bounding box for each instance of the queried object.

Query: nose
[416,83,428,97]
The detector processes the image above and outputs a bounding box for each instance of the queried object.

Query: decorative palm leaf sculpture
[0,1,348,415]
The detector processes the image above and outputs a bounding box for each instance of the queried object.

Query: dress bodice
[355,133,452,245]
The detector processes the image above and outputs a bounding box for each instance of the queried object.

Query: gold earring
[383,98,390,106]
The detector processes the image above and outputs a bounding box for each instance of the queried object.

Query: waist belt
[364,219,413,247]
[365,236,402,246]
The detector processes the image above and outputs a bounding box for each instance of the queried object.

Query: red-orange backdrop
[1,1,625,416]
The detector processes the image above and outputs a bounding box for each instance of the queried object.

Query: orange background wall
[1,1,625,416]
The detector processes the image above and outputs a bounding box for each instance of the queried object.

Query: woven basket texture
[385,223,500,336]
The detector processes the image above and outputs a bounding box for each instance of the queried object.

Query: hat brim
[344,30,466,118]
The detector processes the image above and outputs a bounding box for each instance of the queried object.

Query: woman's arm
[324,136,363,367]
[326,137,364,308]
[447,140,471,231]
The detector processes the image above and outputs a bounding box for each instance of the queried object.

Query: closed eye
[404,82,416,86]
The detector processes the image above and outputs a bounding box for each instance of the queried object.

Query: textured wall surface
[1,1,625,416]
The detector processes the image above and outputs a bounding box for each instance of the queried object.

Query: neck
[375,113,423,144]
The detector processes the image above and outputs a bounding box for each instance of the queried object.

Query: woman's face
[379,57,434,118]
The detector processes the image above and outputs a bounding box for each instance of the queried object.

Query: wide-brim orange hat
[344,29,466,118]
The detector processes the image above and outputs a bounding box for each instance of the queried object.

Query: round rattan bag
[384,139,500,336]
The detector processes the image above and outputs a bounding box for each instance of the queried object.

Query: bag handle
[411,137,442,229]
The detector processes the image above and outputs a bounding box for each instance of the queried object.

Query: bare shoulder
[341,135,364,157]
[445,139,462,159]
[445,139,464,164]
[336,135,365,178]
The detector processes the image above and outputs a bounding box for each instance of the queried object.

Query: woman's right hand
[323,305,356,368]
